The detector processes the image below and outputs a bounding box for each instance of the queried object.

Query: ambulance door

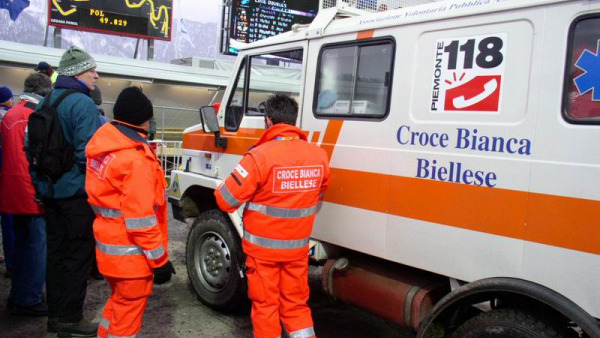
[219,41,309,180]
[302,33,397,259]
[385,14,539,281]
[524,8,600,319]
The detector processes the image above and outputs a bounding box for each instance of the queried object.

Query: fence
[149,140,183,180]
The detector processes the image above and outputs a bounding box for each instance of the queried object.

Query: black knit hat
[113,87,153,126]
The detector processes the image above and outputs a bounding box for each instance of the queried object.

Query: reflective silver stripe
[96,241,165,260]
[96,241,143,256]
[247,202,317,219]
[125,216,157,229]
[289,327,315,338]
[244,232,309,250]
[318,193,325,212]
[219,184,242,207]
[91,205,123,218]
[144,245,165,260]
[99,317,110,329]
[108,334,137,338]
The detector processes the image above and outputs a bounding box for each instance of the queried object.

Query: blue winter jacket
[31,75,101,199]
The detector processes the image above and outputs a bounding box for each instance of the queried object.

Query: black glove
[153,261,176,285]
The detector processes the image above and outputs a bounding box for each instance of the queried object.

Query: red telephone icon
[444,75,502,112]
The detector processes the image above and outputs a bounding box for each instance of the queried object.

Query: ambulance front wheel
[451,309,567,338]
[186,209,247,312]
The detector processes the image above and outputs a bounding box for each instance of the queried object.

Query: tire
[186,209,247,312]
[451,309,564,338]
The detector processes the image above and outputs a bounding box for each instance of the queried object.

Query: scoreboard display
[227,0,319,54]
[48,0,173,41]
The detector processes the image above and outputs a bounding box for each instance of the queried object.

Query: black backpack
[26,89,77,184]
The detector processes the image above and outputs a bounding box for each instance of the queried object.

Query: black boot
[48,318,59,333]
[57,318,98,337]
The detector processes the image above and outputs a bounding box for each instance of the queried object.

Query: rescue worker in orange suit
[215,94,330,338]
[85,86,175,338]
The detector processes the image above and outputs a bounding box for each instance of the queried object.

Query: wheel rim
[194,231,232,292]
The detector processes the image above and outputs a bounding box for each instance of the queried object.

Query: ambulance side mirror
[200,106,219,132]
[200,106,227,149]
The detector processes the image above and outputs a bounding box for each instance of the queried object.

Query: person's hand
[153,261,176,285]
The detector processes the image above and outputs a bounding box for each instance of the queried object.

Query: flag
[0,0,30,21]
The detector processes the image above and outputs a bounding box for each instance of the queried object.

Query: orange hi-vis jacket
[215,124,330,262]
[85,122,169,278]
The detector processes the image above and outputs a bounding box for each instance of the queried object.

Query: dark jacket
[31,75,101,199]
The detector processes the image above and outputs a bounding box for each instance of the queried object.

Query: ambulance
[168,0,600,336]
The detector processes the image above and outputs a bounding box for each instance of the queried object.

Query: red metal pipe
[322,256,448,330]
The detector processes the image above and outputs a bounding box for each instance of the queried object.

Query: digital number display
[48,0,172,41]
[227,0,319,54]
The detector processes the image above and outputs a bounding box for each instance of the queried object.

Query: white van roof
[239,0,573,51]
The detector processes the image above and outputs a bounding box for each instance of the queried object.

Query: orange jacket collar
[253,124,307,148]
[86,122,156,161]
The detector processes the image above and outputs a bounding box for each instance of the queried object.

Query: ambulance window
[317,46,356,114]
[564,16,600,124]
[225,49,304,131]
[225,59,247,131]
[315,39,394,119]
[247,49,303,116]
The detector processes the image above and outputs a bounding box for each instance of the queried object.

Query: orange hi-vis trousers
[246,256,316,338]
[97,276,153,338]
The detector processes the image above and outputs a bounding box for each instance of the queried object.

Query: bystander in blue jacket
[30,46,101,337]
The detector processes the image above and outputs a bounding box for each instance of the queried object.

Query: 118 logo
[431,33,507,113]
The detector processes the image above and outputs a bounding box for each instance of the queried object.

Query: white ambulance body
[169,0,600,336]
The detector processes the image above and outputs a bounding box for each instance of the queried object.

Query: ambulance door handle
[184,158,191,172]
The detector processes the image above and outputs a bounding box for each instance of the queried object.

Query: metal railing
[148,140,183,179]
